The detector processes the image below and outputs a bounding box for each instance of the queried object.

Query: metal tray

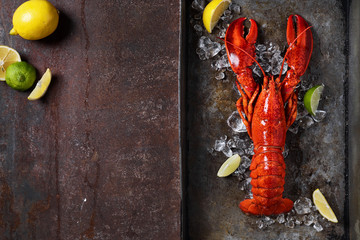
[181,0,359,239]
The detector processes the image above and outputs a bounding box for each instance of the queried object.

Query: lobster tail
[239,149,293,215]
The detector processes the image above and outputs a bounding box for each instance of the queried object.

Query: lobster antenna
[220,38,266,77]
[278,25,312,81]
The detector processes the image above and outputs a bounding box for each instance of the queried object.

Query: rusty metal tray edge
[348,0,360,239]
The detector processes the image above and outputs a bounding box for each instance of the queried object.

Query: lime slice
[5,61,36,91]
[217,154,241,177]
[0,46,21,81]
[304,85,324,116]
[312,189,338,223]
[203,0,231,33]
[28,68,52,100]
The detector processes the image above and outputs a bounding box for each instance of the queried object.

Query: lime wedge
[28,68,51,100]
[203,0,231,33]
[304,85,324,116]
[217,154,241,177]
[312,189,338,223]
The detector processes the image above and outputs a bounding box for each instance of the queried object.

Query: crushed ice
[254,200,324,231]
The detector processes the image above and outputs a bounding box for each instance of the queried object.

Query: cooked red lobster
[224,15,313,215]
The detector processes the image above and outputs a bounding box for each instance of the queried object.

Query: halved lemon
[304,85,324,116]
[217,154,241,177]
[28,68,51,100]
[0,46,21,81]
[312,189,338,223]
[203,0,231,33]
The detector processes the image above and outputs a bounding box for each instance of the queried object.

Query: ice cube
[227,139,237,148]
[288,121,299,134]
[283,144,289,158]
[196,47,208,61]
[284,220,295,229]
[256,219,265,229]
[245,191,253,199]
[214,54,230,70]
[252,65,263,77]
[218,28,226,38]
[208,42,222,58]
[294,197,313,215]
[261,61,271,73]
[313,222,323,232]
[271,52,285,76]
[191,0,205,11]
[220,135,227,141]
[276,214,285,224]
[194,24,203,32]
[222,146,233,157]
[263,216,275,226]
[244,143,254,155]
[227,111,247,133]
[220,10,232,23]
[312,110,326,122]
[299,115,314,129]
[241,155,251,169]
[229,3,241,14]
[239,178,251,190]
[214,139,226,151]
[286,215,294,222]
[296,103,309,120]
[256,44,267,52]
[215,71,225,80]
[302,214,314,226]
[193,13,202,20]
[294,214,304,225]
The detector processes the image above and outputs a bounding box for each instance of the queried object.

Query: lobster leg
[281,15,313,104]
[235,82,260,138]
[285,90,298,128]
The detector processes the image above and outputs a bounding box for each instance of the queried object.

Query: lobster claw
[225,17,258,75]
[286,15,313,76]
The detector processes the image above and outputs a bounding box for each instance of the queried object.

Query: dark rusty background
[0,0,181,239]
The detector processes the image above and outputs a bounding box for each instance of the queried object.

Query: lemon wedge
[217,154,241,177]
[28,68,51,100]
[0,46,21,81]
[312,189,338,223]
[203,0,231,33]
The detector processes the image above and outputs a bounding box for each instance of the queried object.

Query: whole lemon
[10,0,59,40]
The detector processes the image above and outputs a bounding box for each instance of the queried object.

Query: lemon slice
[304,85,324,116]
[312,189,338,223]
[203,0,231,33]
[0,46,21,81]
[28,68,51,100]
[217,154,241,177]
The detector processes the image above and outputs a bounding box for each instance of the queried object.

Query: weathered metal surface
[0,0,181,239]
[349,0,360,239]
[185,0,348,239]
